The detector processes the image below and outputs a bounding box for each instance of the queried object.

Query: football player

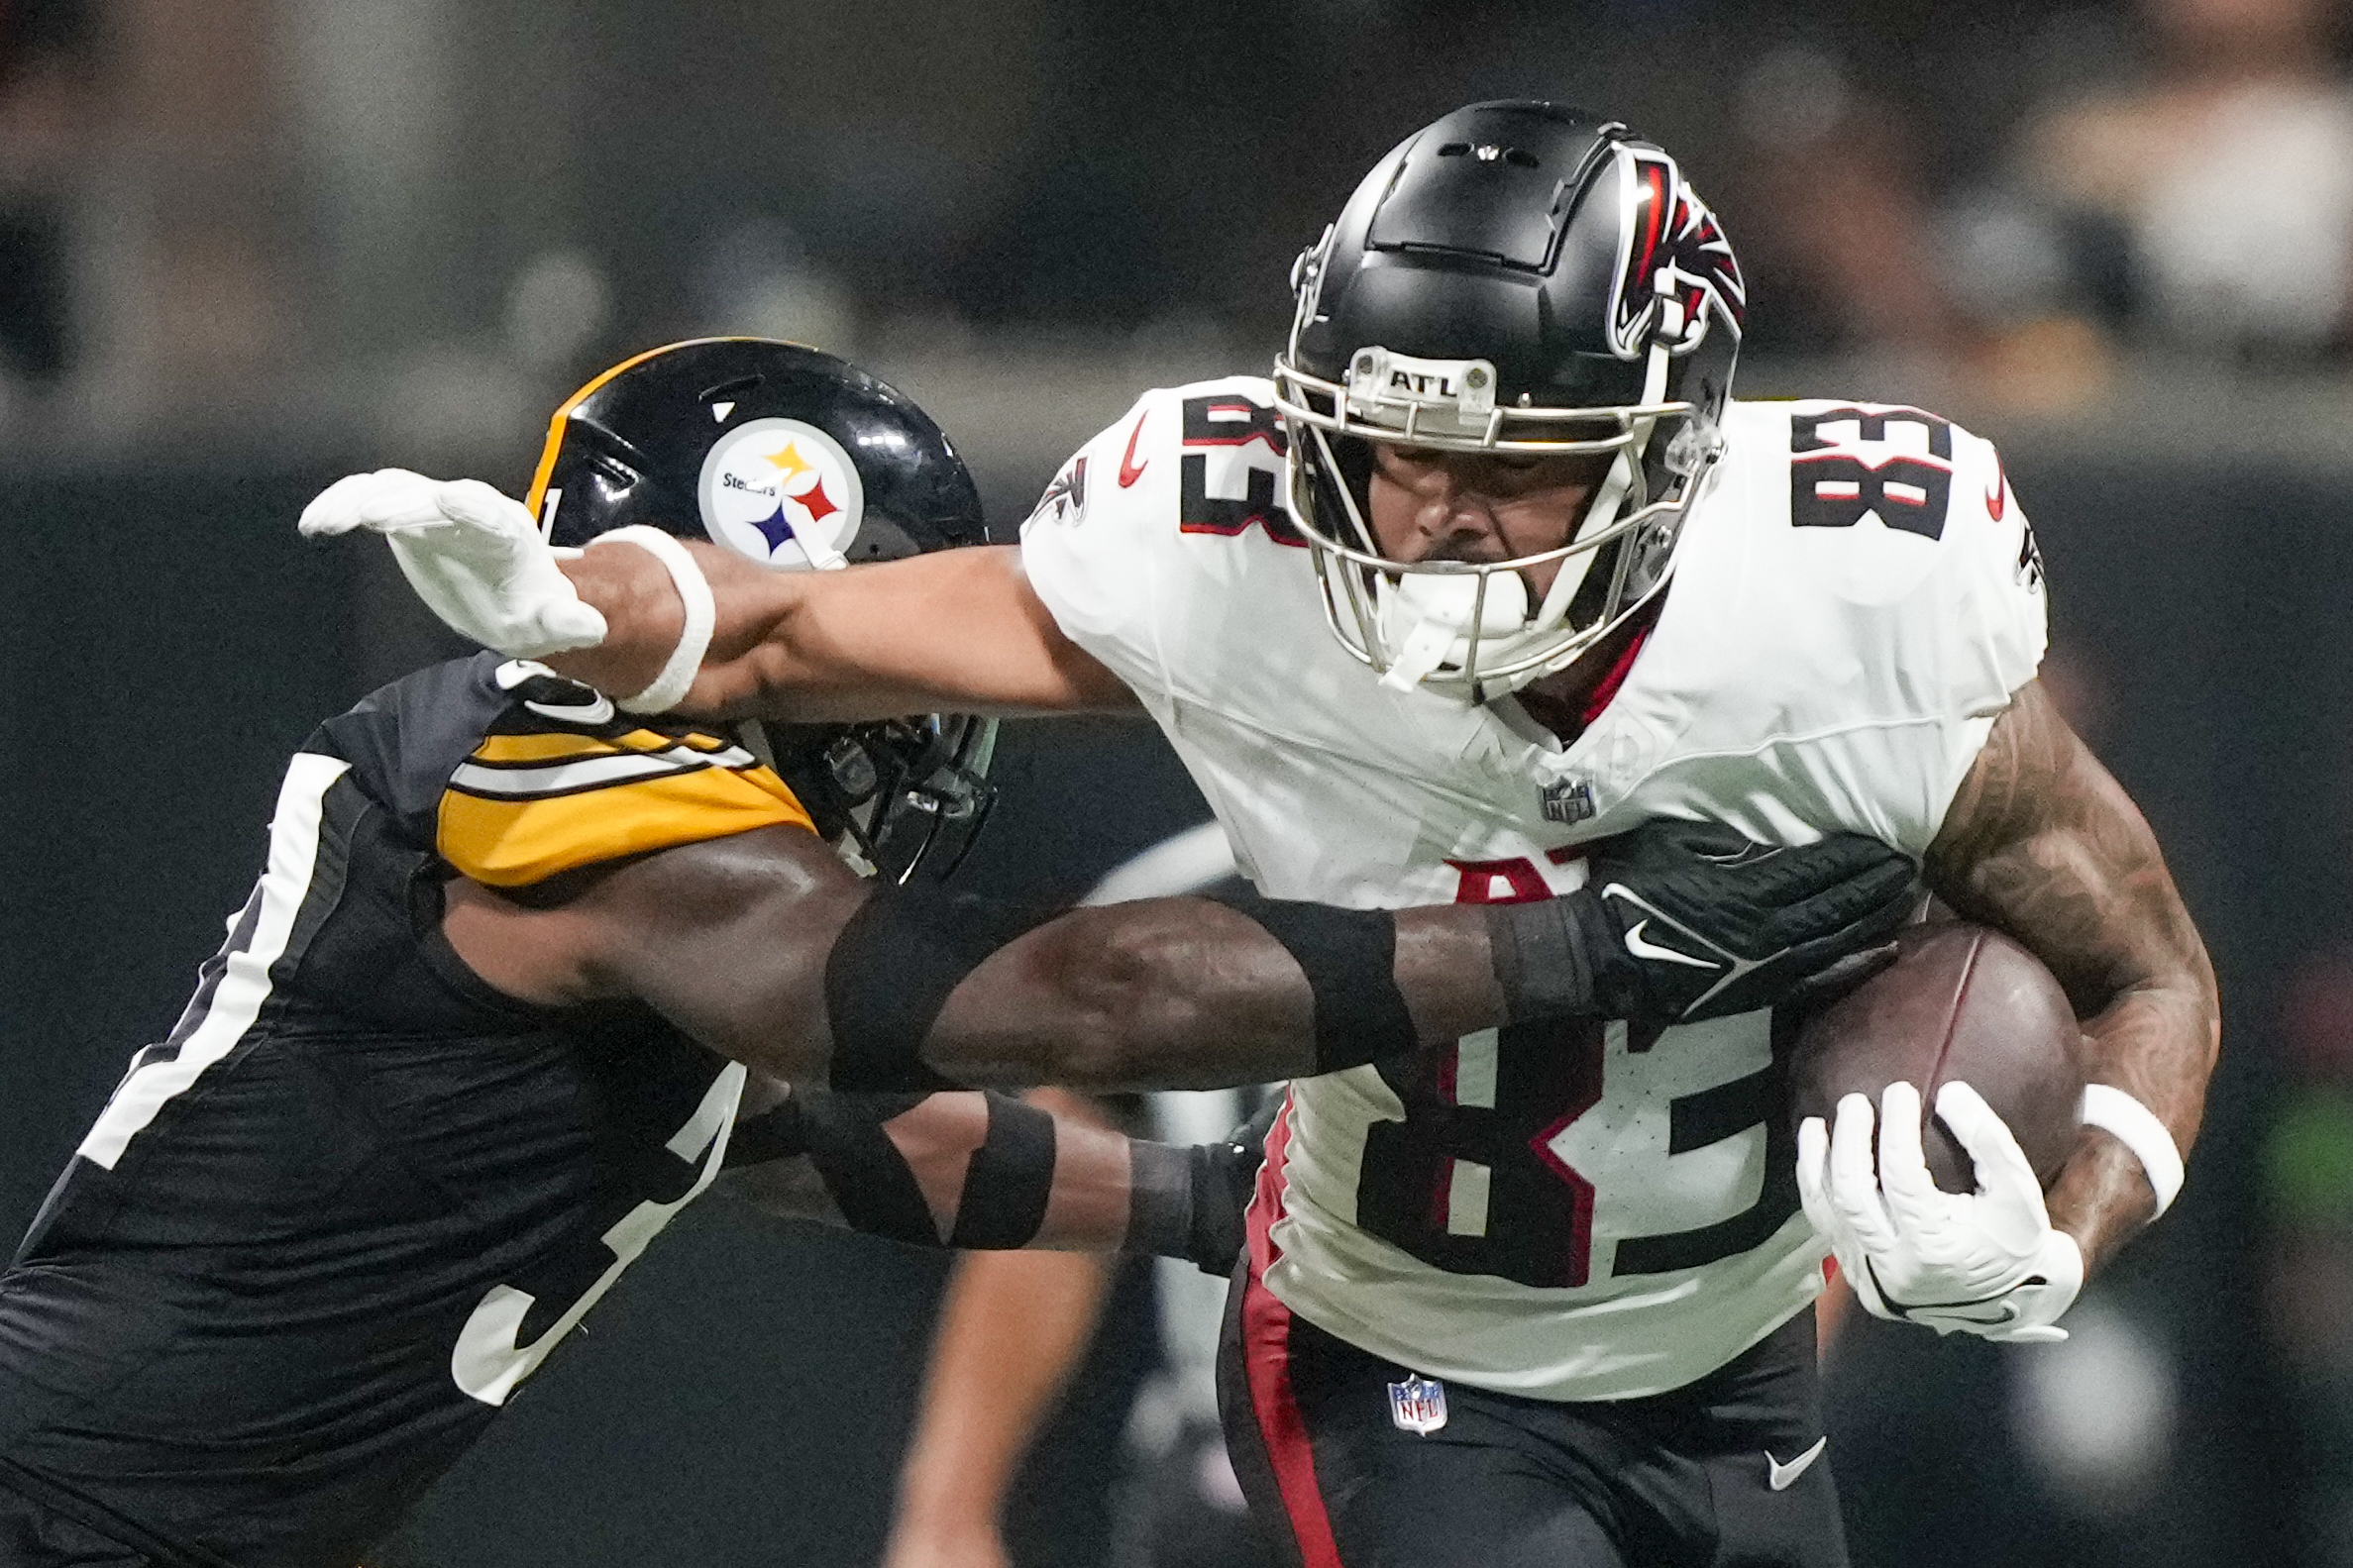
[311,102,2218,1568]
[0,338,1911,1568]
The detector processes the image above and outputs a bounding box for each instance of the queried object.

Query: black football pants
[1218,1273,1847,1568]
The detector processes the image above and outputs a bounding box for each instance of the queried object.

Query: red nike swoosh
[1118,411,1149,487]
[1986,455,2007,521]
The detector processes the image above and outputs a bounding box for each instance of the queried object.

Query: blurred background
[2,0,2351,1562]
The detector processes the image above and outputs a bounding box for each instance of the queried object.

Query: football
[1790,922,2086,1194]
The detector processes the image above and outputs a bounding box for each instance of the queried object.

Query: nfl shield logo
[1540,778,1596,825]
[1387,1375,1448,1435]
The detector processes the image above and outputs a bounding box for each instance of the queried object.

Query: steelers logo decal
[696,417,865,570]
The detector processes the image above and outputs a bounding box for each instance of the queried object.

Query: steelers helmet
[526,338,995,882]
[1271,103,1746,702]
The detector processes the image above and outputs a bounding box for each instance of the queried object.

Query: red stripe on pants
[1239,1096,1346,1568]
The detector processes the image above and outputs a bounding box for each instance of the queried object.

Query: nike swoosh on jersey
[1623,918,1720,970]
[1986,456,2007,521]
[1766,1436,1828,1491]
[1118,411,1149,487]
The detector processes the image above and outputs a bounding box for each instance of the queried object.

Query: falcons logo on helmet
[1606,148,1747,361]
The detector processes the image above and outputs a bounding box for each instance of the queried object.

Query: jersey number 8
[1353,860,1801,1289]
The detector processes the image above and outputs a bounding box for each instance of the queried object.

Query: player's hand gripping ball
[1791,924,2088,1342]
[299,470,608,660]
[1800,1083,2084,1340]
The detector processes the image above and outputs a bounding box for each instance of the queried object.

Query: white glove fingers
[1796,1116,1843,1243]
[300,470,445,536]
[433,478,541,539]
[1825,1094,1898,1250]
[1872,1081,1948,1229]
[1798,1115,1894,1321]
[1796,1117,1831,1215]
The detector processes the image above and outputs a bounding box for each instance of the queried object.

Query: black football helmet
[1272,102,1746,701]
[524,338,996,882]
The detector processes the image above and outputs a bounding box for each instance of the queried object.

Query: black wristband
[947,1093,1058,1249]
[1484,892,1607,1022]
[1208,891,1417,1075]
[823,885,1061,1093]
[1125,1140,1195,1261]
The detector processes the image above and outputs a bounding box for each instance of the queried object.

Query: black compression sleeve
[794,1090,939,1245]
[947,1093,1058,1249]
[722,1096,810,1167]
[1208,892,1417,1076]
[824,885,1062,1093]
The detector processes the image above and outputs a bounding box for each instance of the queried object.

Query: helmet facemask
[1275,288,1721,704]
[761,713,998,884]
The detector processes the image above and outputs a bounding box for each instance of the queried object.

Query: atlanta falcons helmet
[525,338,996,881]
[1272,102,1746,701]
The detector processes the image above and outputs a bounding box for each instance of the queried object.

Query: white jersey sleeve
[1016,376,1303,721]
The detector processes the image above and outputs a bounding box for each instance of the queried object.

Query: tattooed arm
[1924,679,2220,1270]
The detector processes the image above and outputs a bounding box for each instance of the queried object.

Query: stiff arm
[1923,679,2220,1268]
[548,542,1132,720]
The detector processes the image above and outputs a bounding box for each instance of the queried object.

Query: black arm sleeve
[1207,891,1418,1076]
[749,1088,1069,1252]
[822,885,1060,1093]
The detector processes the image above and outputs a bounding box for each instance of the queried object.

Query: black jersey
[0,655,814,1568]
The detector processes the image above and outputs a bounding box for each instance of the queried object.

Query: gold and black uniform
[0,654,811,1568]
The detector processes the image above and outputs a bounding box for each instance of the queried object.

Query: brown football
[1790,923,2086,1194]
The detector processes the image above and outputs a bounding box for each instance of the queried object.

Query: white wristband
[2079,1084,2185,1219]
[593,526,715,715]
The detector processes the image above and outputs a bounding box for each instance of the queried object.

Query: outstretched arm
[1923,679,2219,1269]
[552,542,1137,720]
[296,471,1133,719]
[440,824,1492,1090]
[441,817,1917,1095]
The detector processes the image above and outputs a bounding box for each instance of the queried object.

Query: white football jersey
[1019,376,2048,1402]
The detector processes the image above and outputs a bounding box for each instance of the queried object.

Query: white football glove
[298,470,608,660]
[1797,1080,2084,1343]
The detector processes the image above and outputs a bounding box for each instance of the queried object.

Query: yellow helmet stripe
[520,335,793,527]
